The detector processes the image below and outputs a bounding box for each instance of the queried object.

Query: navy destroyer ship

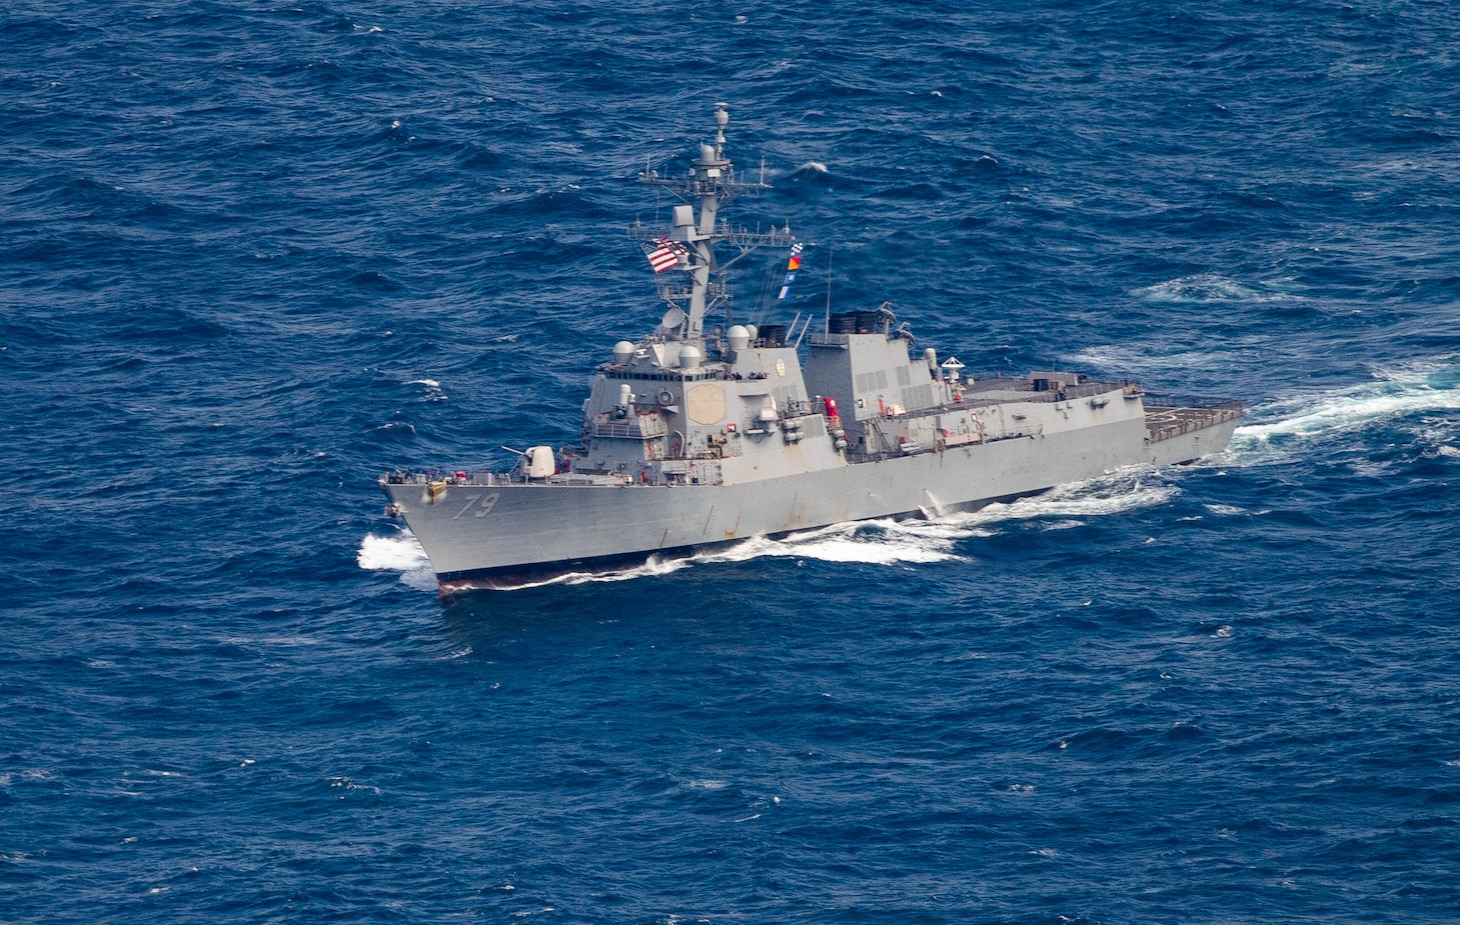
[380,105,1242,595]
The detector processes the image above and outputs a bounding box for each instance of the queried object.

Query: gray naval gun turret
[381,105,1243,596]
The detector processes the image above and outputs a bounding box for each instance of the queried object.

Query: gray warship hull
[378,106,1242,595]
[382,385,1240,593]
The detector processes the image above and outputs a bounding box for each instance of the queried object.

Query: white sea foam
[328,776,382,795]
[1236,385,1460,441]
[405,378,446,401]
[358,532,426,571]
[796,161,829,173]
[1205,503,1246,516]
[1134,272,1293,305]
[1229,356,1460,459]
[700,520,968,566]
[536,554,693,588]
[949,477,1179,528]
[357,532,436,590]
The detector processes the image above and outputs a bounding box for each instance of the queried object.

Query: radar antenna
[633,105,794,341]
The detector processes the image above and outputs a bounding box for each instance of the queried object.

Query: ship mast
[682,105,728,340]
[637,104,793,343]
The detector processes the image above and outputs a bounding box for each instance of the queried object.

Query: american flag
[644,237,688,273]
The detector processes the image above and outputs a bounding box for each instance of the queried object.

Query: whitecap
[405,378,447,401]
[328,776,382,795]
[795,161,829,173]
[1133,272,1290,305]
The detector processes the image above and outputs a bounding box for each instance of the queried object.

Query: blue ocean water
[4,1,1460,921]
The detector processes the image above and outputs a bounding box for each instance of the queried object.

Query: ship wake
[1226,354,1460,463]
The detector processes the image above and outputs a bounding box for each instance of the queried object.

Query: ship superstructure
[380,106,1242,594]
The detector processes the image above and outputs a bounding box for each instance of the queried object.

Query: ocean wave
[1133,273,1296,305]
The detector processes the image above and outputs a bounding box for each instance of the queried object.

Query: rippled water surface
[4,1,1460,922]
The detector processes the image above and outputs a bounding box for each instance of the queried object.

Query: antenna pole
[792,312,812,350]
[824,246,833,333]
